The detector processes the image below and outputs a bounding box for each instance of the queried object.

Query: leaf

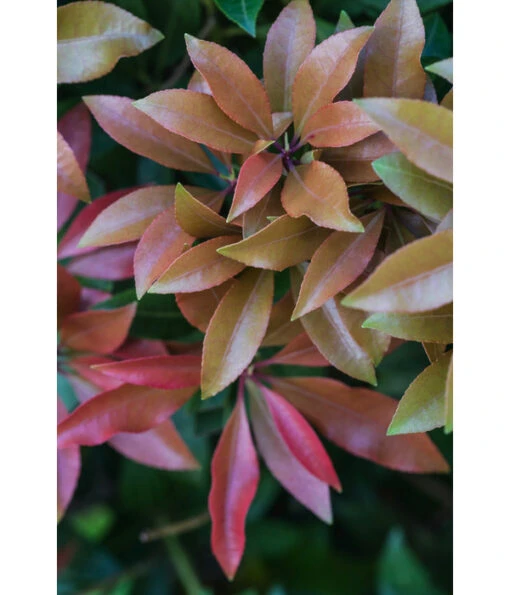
[261,332,329,367]
[57,399,81,521]
[57,385,195,448]
[175,184,238,238]
[322,132,397,183]
[217,215,330,271]
[363,0,426,99]
[79,186,176,248]
[149,236,245,294]
[256,382,340,490]
[441,88,453,110]
[134,90,258,153]
[372,152,452,221]
[176,281,234,333]
[209,395,259,580]
[363,303,453,343]
[268,376,449,473]
[262,292,304,347]
[59,303,136,354]
[93,355,202,389]
[292,26,373,134]
[388,351,452,435]
[263,0,316,112]
[228,153,283,222]
[134,208,193,298]
[57,265,81,327]
[185,35,273,137]
[444,354,453,433]
[422,342,447,364]
[355,98,453,183]
[293,211,385,318]
[213,0,264,37]
[109,420,200,470]
[57,1,163,84]
[242,184,285,238]
[426,57,453,84]
[84,95,214,173]
[57,132,90,203]
[301,101,380,148]
[66,243,136,281]
[247,380,332,522]
[282,162,363,232]
[342,230,453,313]
[202,269,274,398]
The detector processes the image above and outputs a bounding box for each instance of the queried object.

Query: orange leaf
[355,98,453,183]
[263,0,316,112]
[149,236,245,294]
[134,90,258,153]
[176,280,234,333]
[282,162,363,232]
[262,292,304,347]
[301,101,380,148]
[261,333,329,368]
[57,132,90,203]
[201,269,274,398]
[242,184,285,238]
[217,215,330,271]
[57,265,81,327]
[292,26,373,134]
[84,95,214,173]
[363,0,426,99]
[185,35,273,138]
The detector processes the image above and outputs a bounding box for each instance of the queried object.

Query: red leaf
[57,265,81,327]
[68,355,124,391]
[256,382,340,490]
[268,376,450,473]
[209,393,259,580]
[59,303,136,354]
[94,355,201,390]
[185,35,273,138]
[109,420,199,471]
[247,380,332,522]
[57,384,195,448]
[66,243,136,281]
[57,399,81,521]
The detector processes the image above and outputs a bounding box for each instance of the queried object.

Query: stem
[140,511,210,543]
[165,536,210,595]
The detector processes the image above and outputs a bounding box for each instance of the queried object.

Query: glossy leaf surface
[213,0,264,37]
[342,230,453,313]
[202,269,273,398]
[209,396,259,580]
[57,1,163,83]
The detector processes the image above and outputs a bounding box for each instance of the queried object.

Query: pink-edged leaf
[282,161,363,232]
[175,184,238,238]
[292,26,373,134]
[342,230,453,313]
[83,95,214,173]
[57,384,195,448]
[202,269,274,399]
[268,376,449,473]
[59,188,138,258]
[263,0,316,112]
[59,303,136,354]
[175,280,234,333]
[301,101,380,148]
[94,355,201,390]
[228,152,282,222]
[262,292,304,347]
[57,265,81,327]
[57,399,81,521]
[355,98,453,183]
[57,131,90,203]
[134,208,193,298]
[109,420,199,470]
[363,0,426,99]
[261,333,329,368]
[149,235,245,294]
[322,132,397,183]
[293,210,385,318]
[217,215,330,271]
[209,394,259,580]
[185,35,273,138]
[66,243,136,281]
[255,382,340,490]
[134,90,258,153]
[68,355,124,392]
[247,380,332,523]
[79,186,176,248]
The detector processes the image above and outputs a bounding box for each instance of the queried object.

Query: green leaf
[213,0,265,37]
[71,504,116,543]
